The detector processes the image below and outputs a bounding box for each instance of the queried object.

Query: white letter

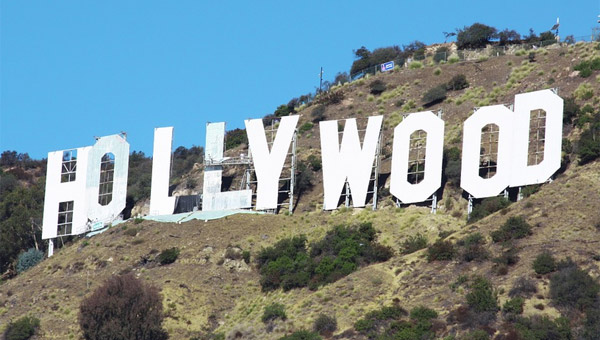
[510,89,563,186]
[42,147,91,240]
[245,115,299,210]
[149,127,176,215]
[460,105,514,198]
[202,122,252,211]
[390,111,444,203]
[320,116,383,210]
[85,134,129,224]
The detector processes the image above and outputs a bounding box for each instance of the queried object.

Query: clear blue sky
[2,1,598,159]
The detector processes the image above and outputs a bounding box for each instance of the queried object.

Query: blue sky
[1,1,598,159]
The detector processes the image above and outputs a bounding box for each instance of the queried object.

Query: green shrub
[493,246,520,267]
[298,122,313,135]
[408,61,423,69]
[278,330,322,340]
[466,276,499,313]
[549,259,600,311]
[262,303,287,323]
[354,304,437,339]
[562,97,581,124]
[503,297,524,315]
[274,104,293,117]
[532,251,557,274]
[490,216,532,243]
[309,223,393,289]
[307,154,322,171]
[257,223,392,291]
[242,250,251,264]
[409,306,438,322]
[509,277,537,297]
[577,116,600,164]
[79,273,167,340]
[574,59,600,78]
[469,197,510,222]
[458,233,488,262]
[311,105,326,123]
[574,83,594,101]
[462,330,490,340]
[16,248,44,274]
[422,85,447,106]
[446,74,469,91]
[3,316,40,340]
[225,128,247,150]
[583,308,600,340]
[158,247,180,265]
[369,80,386,95]
[427,240,456,262]
[448,56,460,64]
[400,233,427,254]
[313,314,337,335]
[514,315,572,340]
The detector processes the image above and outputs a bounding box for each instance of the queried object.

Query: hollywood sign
[41,89,563,251]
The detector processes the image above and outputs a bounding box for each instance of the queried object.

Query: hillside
[2,41,600,339]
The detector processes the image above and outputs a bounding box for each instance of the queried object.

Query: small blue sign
[381,61,394,72]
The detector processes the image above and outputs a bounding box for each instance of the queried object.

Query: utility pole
[319,67,324,94]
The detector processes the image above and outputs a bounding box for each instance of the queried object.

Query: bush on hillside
[79,273,168,340]
[309,223,393,289]
[311,105,326,123]
[577,116,600,164]
[502,297,524,316]
[257,223,392,291]
[427,240,456,262]
[400,233,428,254]
[469,196,510,223]
[422,85,447,107]
[514,315,572,340]
[278,330,322,340]
[457,232,488,262]
[262,303,287,323]
[466,276,499,313]
[313,314,337,336]
[16,248,44,274]
[446,74,469,91]
[462,330,490,340]
[354,305,438,339]
[509,277,537,298]
[490,216,531,243]
[443,147,461,186]
[158,247,180,265]
[225,128,248,150]
[369,80,387,95]
[549,259,600,311]
[3,316,40,340]
[532,251,557,275]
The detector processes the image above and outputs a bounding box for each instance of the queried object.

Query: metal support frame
[467,195,473,219]
[479,122,499,179]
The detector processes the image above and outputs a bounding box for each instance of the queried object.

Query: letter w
[319,116,383,210]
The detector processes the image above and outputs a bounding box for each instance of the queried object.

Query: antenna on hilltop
[551,17,560,41]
